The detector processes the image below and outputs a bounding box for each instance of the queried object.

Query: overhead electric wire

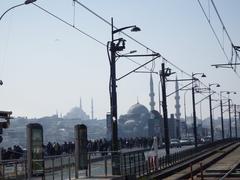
[34,1,221,94]
[73,0,194,80]
[210,0,234,49]
[210,0,240,77]
[197,0,240,79]
[196,0,230,62]
[32,3,152,72]
[32,3,106,47]
[75,0,218,93]
[74,0,224,90]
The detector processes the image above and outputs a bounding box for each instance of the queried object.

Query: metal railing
[120,138,237,178]
[0,151,118,179]
[0,159,27,179]
[0,138,238,179]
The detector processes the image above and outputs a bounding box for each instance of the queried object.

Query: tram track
[147,141,240,180]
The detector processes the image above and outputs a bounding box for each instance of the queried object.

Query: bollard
[26,123,44,179]
[75,124,88,178]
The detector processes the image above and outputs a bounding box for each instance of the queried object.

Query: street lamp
[228,92,236,138]
[192,73,206,148]
[220,91,226,139]
[184,91,188,136]
[0,0,35,145]
[234,104,238,138]
[0,0,36,21]
[220,91,236,139]
[109,17,140,175]
[208,83,220,143]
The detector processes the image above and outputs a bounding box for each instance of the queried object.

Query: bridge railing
[120,138,237,178]
[0,158,27,179]
[44,154,75,179]
[0,151,117,179]
[0,138,238,179]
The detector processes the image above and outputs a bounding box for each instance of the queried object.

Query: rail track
[146,140,240,180]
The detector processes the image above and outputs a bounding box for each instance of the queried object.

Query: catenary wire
[197,0,240,79]
[33,1,225,94]
[32,3,153,72]
[73,0,195,79]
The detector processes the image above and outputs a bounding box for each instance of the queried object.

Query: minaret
[91,98,94,120]
[175,76,181,120]
[149,74,155,111]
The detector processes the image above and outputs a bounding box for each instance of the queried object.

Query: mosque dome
[150,110,161,119]
[127,103,149,115]
[64,107,89,120]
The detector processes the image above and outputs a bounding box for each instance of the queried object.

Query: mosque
[117,74,181,139]
[64,98,95,120]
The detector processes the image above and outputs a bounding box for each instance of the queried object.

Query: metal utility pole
[228,98,232,138]
[234,104,237,138]
[109,18,120,175]
[184,91,188,136]
[192,77,198,148]
[109,18,152,175]
[160,62,173,156]
[220,98,224,139]
[191,73,206,148]
[209,92,214,143]
[239,112,240,138]
[208,83,220,142]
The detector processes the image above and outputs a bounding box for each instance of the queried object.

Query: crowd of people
[1,137,157,160]
[1,145,24,160]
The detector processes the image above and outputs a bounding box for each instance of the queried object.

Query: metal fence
[120,138,236,178]
[0,159,27,179]
[0,151,116,179]
[0,139,237,179]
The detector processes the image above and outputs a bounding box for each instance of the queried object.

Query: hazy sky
[0,0,239,119]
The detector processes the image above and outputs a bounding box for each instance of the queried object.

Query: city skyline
[0,1,239,119]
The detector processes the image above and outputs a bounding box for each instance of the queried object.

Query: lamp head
[25,0,36,4]
[0,80,3,86]
[129,50,137,54]
[131,26,141,32]
[216,84,220,87]
[201,73,206,78]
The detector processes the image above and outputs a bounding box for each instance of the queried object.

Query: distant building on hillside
[64,98,90,120]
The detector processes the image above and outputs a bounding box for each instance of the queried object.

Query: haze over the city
[0,0,239,119]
